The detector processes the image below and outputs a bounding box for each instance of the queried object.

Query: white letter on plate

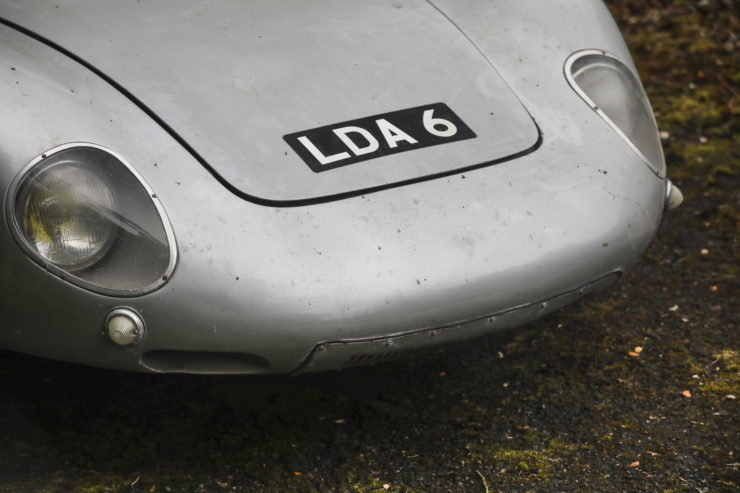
[333,126,380,156]
[297,135,350,165]
[375,119,418,148]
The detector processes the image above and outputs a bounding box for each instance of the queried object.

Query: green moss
[330,467,396,493]
[470,439,577,479]
[692,350,740,397]
[660,95,727,130]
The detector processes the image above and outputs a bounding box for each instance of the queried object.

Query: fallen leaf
[682,390,692,398]
[629,461,640,467]
[629,351,640,358]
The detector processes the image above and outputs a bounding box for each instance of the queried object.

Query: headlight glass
[565,50,666,177]
[8,143,177,295]
[21,162,117,271]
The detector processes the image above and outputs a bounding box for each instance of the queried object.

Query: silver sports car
[0,0,681,374]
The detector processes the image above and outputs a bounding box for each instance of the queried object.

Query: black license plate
[284,102,477,172]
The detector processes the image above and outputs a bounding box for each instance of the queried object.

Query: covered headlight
[565,50,666,177]
[7,143,177,295]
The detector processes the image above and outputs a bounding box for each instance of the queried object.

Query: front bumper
[295,272,619,374]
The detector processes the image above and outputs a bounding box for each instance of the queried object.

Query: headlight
[7,143,177,296]
[20,161,117,271]
[565,50,666,177]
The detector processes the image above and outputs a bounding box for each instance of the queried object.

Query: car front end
[0,0,678,374]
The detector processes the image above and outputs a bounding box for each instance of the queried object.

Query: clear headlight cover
[565,50,666,177]
[7,143,177,296]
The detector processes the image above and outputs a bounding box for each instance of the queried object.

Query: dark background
[1,1,737,491]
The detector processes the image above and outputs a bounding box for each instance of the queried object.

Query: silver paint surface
[0,0,539,202]
[0,1,667,373]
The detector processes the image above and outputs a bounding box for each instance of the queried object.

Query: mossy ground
[1,1,738,491]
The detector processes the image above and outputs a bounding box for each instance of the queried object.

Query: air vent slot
[341,346,450,369]
[140,351,269,374]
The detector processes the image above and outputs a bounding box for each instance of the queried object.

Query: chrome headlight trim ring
[5,142,178,297]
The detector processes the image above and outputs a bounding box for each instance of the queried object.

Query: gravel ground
[1,1,737,491]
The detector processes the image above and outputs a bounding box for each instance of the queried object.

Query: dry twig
[476,470,490,493]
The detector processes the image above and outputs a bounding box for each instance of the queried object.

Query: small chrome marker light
[7,143,177,295]
[105,308,145,346]
[665,179,684,211]
[565,50,666,177]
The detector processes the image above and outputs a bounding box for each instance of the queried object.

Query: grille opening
[341,345,451,369]
[140,350,269,374]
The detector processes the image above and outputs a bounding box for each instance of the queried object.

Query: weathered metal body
[0,1,669,373]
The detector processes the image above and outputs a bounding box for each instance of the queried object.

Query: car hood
[0,0,539,203]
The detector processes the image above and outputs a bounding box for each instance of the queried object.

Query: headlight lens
[565,50,666,177]
[20,162,117,271]
[8,143,177,295]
